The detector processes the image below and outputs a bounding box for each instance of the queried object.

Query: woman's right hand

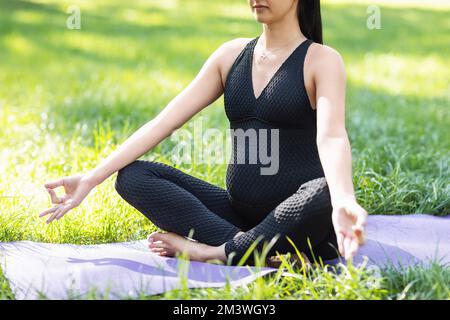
[39,174,96,224]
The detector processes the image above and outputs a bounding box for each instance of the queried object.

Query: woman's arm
[85,44,228,187]
[40,38,249,223]
[313,46,354,205]
[310,45,368,260]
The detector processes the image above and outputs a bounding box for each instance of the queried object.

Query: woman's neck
[260,14,305,50]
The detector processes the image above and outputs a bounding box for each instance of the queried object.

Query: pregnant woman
[39,0,367,267]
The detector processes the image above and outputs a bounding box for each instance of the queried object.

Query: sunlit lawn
[0,0,449,299]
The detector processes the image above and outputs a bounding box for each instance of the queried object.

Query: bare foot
[147,231,223,263]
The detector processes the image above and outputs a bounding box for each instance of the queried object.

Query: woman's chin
[253,13,272,24]
[255,17,272,24]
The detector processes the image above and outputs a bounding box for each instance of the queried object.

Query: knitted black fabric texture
[115,36,340,265]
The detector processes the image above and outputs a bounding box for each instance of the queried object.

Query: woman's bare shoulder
[217,37,254,64]
[306,42,346,80]
[218,37,254,55]
[307,43,345,69]
[216,37,254,84]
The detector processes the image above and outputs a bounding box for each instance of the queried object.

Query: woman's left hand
[331,198,368,260]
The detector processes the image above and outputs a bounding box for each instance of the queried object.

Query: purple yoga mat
[326,214,450,268]
[0,214,449,299]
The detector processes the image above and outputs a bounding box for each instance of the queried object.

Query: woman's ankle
[199,243,227,263]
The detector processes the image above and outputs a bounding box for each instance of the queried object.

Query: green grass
[0,0,449,299]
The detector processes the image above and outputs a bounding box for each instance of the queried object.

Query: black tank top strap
[296,38,314,71]
[224,37,259,90]
[273,37,313,79]
[290,38,314,110]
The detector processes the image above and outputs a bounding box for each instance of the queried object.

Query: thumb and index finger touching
[336,203,369,259]
[44,178,65,189]
[40,178,73,222]
[44,178,67,204]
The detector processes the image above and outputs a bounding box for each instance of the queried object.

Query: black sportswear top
[223,36,325,208]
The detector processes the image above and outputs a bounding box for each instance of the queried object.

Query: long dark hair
[296,0,323,44]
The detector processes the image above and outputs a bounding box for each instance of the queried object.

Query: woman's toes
[149,231,164,240]
[151,240,168,249]
[148,231,171,243]
[146,231,207,260]
[148,241,165,252]
[152,248,175,257]
[148,241,168,252]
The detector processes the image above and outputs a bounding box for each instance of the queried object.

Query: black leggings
[114,160,340,265]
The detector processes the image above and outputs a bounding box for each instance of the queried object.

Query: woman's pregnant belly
[225,124,325,212]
